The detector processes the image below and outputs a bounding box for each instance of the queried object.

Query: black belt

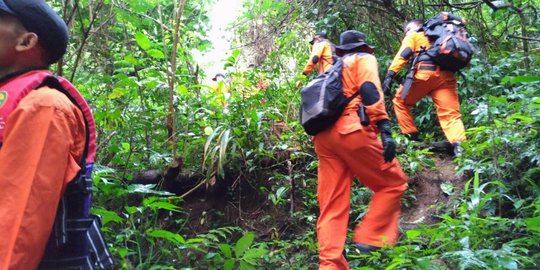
[418,65,437,71]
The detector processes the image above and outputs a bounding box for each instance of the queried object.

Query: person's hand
[383,71,395,97]
[381,135,396,162]
[377,120,396,163]
[383,77,392,96]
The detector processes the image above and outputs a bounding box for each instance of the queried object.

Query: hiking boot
[406,132,422,142]
[430,140,452,154]
[353,243,381,254]
[452,142,463,157]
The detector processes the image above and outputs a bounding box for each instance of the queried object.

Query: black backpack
[299,54,365,135]
[423,12,474,72]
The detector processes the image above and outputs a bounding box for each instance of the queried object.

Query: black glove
[382,71,396,97]
[377,120,396,163]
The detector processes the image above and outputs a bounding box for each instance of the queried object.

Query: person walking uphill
[312,30,408,269]
[303,32,335,75]
[0,1,112,269]
[382,19,466,156]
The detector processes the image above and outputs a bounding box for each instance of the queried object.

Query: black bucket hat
[310,31,327,45]
[335,30,374,55]
[0,0,69,65]
[212,73,225,81]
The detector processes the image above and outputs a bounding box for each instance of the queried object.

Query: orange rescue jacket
[0,71,87,269]
[303,40,334,75]
[337,53,389,134]
[388,31,431,74]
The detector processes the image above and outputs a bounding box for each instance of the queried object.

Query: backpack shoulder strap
[39,76,96,165]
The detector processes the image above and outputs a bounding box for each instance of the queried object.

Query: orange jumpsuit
[212,80,230,107]
[388,31,466,143]
[313,53,408,269]
[0,86,86,269]
[303,40,334,75]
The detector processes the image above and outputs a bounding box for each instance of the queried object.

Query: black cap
[335,30,374,55]
[212,73,225,81]
[0,0,69,64]
[310,31,327,44]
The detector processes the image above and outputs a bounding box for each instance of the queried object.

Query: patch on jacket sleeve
[359,82,380,105]
[312,55,319,64]
[400,47,413,59]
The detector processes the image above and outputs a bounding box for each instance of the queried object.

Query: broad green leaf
[239,261,256,270]
[121,142,130,151]
[219,243,233,258]
[510,76,540,83]
[242,247,267,260]
[91,208,123,225]
[524,216,540,234]
[124,206,140,215]
[415,257,431,270]
[116,247,129,258]
[145,80,158,90]
[147,49,165,59]
[276,186,287,198]
[108,88,128,99]
[232,49,241,59]
[147,229,185,244]
[405,229,422,239]
[234,232,255,257]
[508,114,535,123]
[218,129,232,177]
[177,85,188,96]
[124,55,140,65]
[186,237,205,244]
[135,32,151,50]
[385,258,411,270]
[223,259,235,270]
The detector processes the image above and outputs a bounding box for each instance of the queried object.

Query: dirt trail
[176,152,469,239]
[401,157,468,228]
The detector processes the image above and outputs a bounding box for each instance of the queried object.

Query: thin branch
[427,0,482,10]
[69,0,105,82]
[507,34,540,42]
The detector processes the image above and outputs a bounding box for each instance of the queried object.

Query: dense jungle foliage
[52,0,538,269]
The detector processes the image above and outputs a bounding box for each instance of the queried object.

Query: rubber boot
[452,142,463,157]
[406,132,421,142]
[353,243,381,254]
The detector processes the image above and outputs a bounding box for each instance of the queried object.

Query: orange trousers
[313,120,408,270]
[392,65,466,143]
